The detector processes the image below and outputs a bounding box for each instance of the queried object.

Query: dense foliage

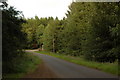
[84,3,120,62]
[23,2,120,63]
[22,17,54,49]
[1,2,27,73]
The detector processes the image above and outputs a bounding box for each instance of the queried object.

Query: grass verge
[35,51,119,76]
[3,52,41,79]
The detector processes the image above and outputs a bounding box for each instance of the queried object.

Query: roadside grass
[35,51,119,76]
[3,52,41,79]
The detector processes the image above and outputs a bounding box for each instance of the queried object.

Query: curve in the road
[26,50,118,78]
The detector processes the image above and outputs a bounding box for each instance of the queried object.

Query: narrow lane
[26,50,118,78]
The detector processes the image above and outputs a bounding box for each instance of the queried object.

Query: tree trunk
[53,38,55,52]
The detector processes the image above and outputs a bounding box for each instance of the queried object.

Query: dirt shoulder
[22,62,58,78]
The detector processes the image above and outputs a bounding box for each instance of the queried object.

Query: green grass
[35,51,119,76]
[3,52,42,79]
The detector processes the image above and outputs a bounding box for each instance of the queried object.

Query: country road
[26,50,118,78]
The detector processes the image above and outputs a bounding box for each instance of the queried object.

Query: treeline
[1,2,27,73]
[23,2,120,63]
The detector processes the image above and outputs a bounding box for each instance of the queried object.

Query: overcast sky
[7,0,73,19]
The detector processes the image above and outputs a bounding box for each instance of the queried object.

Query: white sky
[7,0,73,19]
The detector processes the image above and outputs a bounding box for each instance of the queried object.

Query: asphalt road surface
[26,50,118,78]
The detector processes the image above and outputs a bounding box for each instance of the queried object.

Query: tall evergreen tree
[1,2,26,73]
[61,2,94,56]
[85,2,120,62]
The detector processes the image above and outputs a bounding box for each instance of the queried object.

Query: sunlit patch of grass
[35,51,119,76]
